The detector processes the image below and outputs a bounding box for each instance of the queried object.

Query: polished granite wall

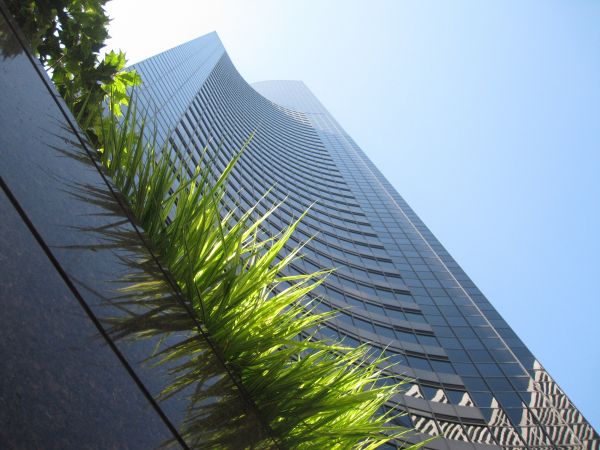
[0,5,271,449]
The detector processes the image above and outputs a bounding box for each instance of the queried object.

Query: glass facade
[128,33,599,449]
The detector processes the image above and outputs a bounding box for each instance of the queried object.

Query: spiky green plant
[97,100,425,449]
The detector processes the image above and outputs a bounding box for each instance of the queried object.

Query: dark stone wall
[0,4,268,449]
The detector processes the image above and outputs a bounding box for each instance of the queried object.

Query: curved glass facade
[129,33,599,449]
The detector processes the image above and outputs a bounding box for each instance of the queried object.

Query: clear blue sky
[106,0,600,430]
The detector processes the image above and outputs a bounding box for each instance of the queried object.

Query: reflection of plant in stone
[55,165,272,448]
[8,0,424,445]
[105,237,274,449]
[98,102,424,449]
[6,0,140,143]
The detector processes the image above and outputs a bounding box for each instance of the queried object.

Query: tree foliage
[6,0,140,142]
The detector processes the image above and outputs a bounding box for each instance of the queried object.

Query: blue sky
[106,0,600,429]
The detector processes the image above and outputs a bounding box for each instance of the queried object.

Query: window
[477,363,503,377]
[430,359,455,374]
[396,330,418,344]
[417,334,439,347]
[354,318,375,333]
[365,302,385,315]
[407,356,432,371]
[446,389,468,405]
[374,324,396,341]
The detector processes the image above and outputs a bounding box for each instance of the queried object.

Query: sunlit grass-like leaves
[98,102,423,449]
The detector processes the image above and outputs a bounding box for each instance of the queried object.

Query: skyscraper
[128,32,598,449]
